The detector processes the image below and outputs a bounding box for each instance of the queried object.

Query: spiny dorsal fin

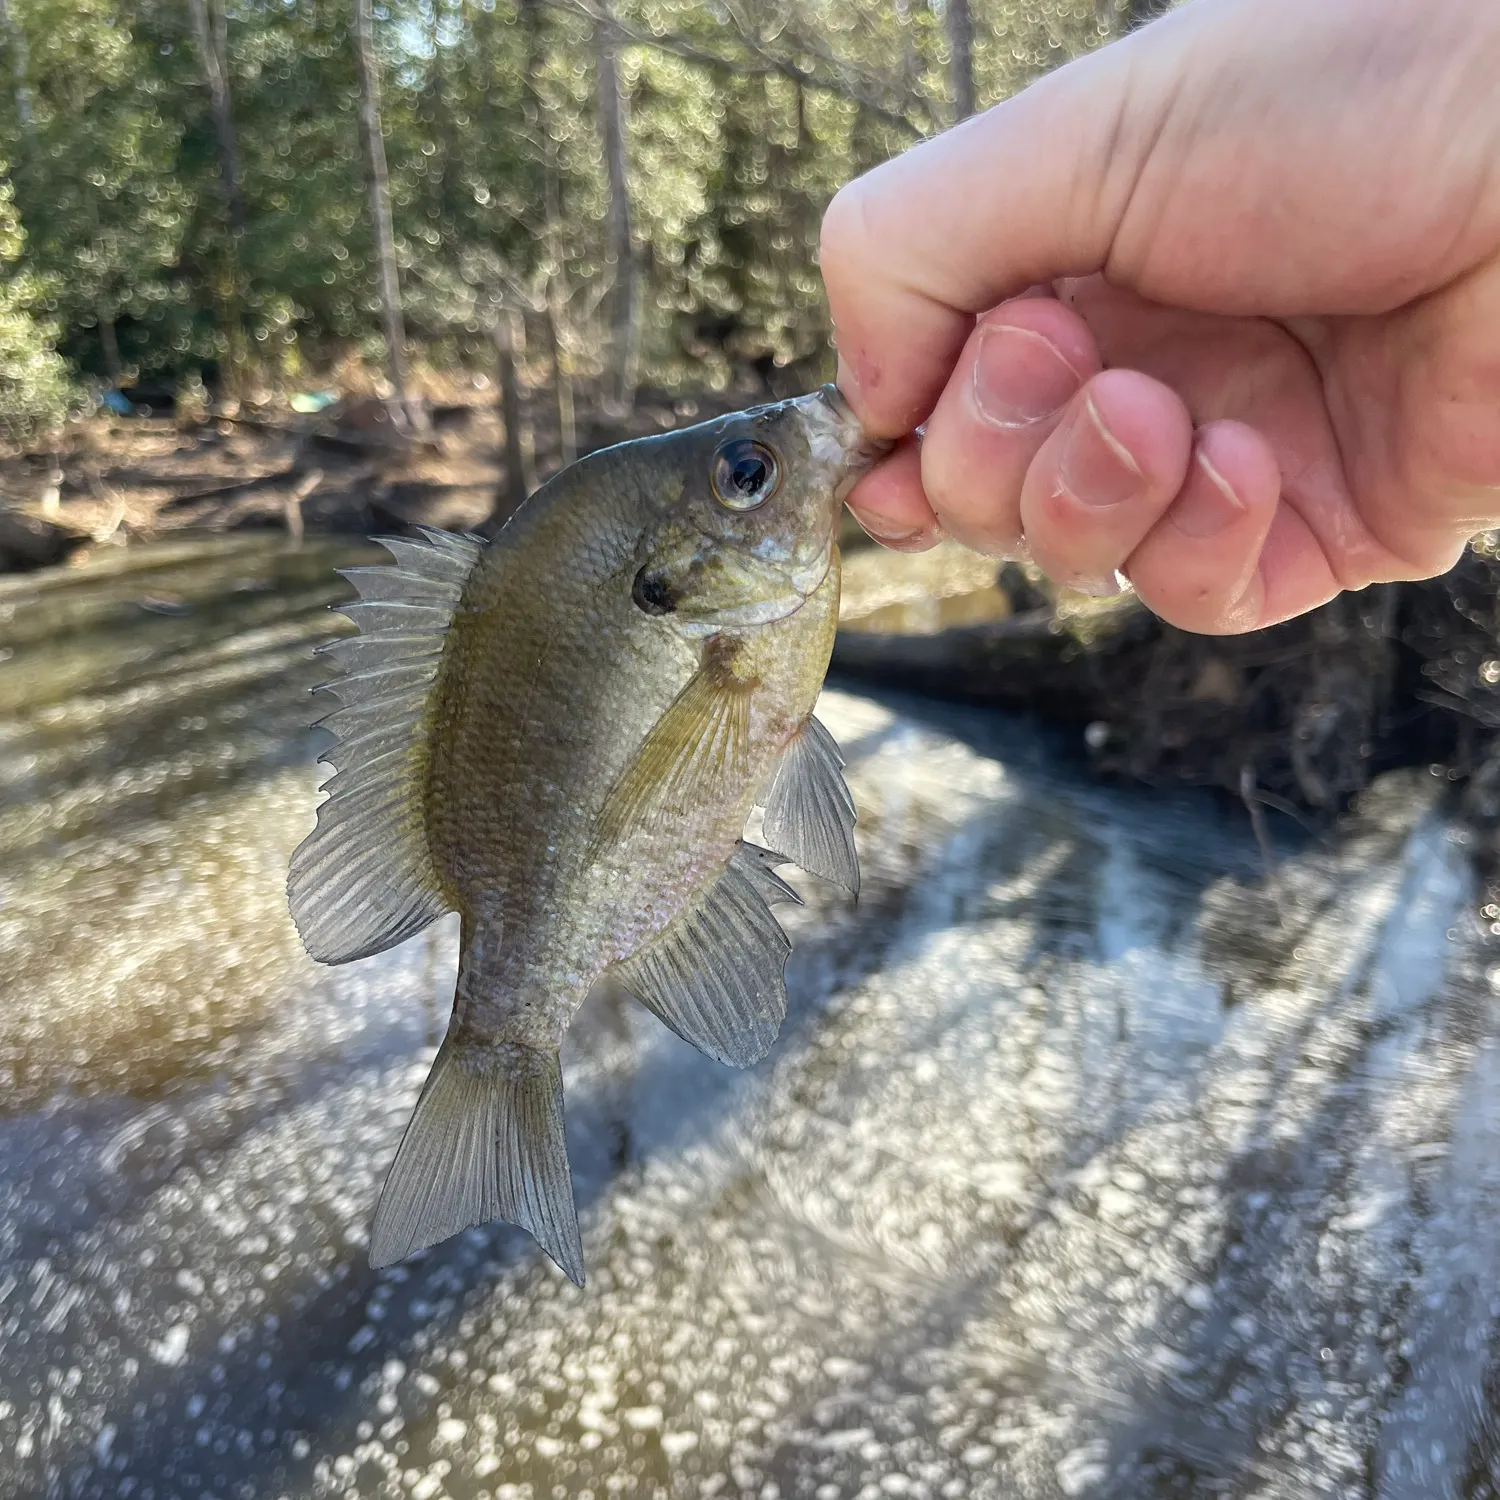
[612,840,799,1068]
[761,713,860,895]
[369,1035,584,1285]
[288,529,484,964]
[590,636,754,857]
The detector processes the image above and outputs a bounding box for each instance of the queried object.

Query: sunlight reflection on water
[1,538,1499,1499]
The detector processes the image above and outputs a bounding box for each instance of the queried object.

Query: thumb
[819,24,1174,439]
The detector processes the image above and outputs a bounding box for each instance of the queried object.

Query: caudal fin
[369,1036,585,1284]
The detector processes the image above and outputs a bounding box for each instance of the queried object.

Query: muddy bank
[9,388,1500,864]
[0,380,776,575]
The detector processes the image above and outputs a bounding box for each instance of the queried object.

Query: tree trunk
[593,0,636,414]
[543,293,576,468]
[492,312,535,518]
[946,0,975,122]
[186,0,245,236]
[186,0,248,394]
[98,311,122,386]
[353,0,417,430]
[0,0,33,133]
[520,0,576,465]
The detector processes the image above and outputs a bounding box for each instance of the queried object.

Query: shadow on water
[4,546,1500,1499]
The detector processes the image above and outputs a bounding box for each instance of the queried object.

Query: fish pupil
[632,567,676,616]
[730,456,766,494]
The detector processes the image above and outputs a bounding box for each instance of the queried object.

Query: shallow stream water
[3,538,1500,1500]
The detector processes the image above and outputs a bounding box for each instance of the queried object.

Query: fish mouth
[817,382,858,425]
[806,384,893,501]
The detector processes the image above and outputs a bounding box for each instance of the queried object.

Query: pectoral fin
[761,714,859,895]
[591,638,754,855]
[612,841,799,1067]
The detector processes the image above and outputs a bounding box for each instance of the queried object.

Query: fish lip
[673,554,829,629]
[817,382,857,425]
[808,385,893,492]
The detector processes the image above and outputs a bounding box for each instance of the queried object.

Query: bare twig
[1240,762,1287,926]
[540,0,929,134]
[283,468,322,543]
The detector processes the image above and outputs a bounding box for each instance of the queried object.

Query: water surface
[2,539,1498,1500]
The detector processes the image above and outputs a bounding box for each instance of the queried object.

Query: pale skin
[820,0,1500,635]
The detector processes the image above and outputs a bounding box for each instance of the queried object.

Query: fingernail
[972,323,1085,428]
[1069,572,1128,598]
[856,512,931,545]
[1170,448,1247,538]
[1058,395,1144,509]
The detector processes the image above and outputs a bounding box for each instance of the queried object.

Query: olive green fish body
[429,477,839,1054]
[288,387,879,1281]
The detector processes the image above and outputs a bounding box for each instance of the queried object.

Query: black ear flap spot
[632,566,677,616]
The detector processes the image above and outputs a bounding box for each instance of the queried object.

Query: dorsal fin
[761,714,859,895]
[611,841,799,1068]
[288,529,484,964]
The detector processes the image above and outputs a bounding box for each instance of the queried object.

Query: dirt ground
[0,374,770,573]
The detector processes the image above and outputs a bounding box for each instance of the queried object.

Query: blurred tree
[594,0,637,412]
[0,0,33,132]
[0,0,1111,411]
[185,0,247,392]
[1,0,191,383]
[946,0,975,120]
[520,0,577,461]
[0,162,73,440]
[353,0,414,425]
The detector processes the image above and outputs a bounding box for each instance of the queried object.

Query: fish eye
[711,439,780,511]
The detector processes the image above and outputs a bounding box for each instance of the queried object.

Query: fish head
[632,385,888,629]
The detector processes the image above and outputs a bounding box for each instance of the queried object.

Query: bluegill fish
[288,386,883,1283]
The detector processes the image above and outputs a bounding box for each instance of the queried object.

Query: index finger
[818,37,1148,438]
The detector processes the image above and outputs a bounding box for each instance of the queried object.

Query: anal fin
[369,1035,584,1285]
[612,841,798,1068]
[762,714,860,895]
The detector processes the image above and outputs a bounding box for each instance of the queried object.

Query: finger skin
[843,438,941,551]
[820,50,1136,439]
[1017,369,1194,591]
[821,0,1500,443]
[1124,420,1283,633]
[1058,277,1383,591]
[819,0,1500,636]
[911,298,1098,558]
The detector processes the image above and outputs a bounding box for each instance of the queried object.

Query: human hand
[819,0,1500,634]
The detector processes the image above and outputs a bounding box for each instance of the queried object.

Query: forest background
[0,0,1158,446]
[11,0,1500,879]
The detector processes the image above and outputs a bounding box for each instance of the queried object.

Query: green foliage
[0,0,1112,399]
[0,165,73,442]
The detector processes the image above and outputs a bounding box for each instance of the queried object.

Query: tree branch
[540,0,931,136]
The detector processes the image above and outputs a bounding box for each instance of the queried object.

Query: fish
[287,385,884,1284]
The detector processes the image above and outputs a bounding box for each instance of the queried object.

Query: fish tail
[368,1033,584,1285]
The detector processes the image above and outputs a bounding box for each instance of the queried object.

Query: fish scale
[288,385,886,1282]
